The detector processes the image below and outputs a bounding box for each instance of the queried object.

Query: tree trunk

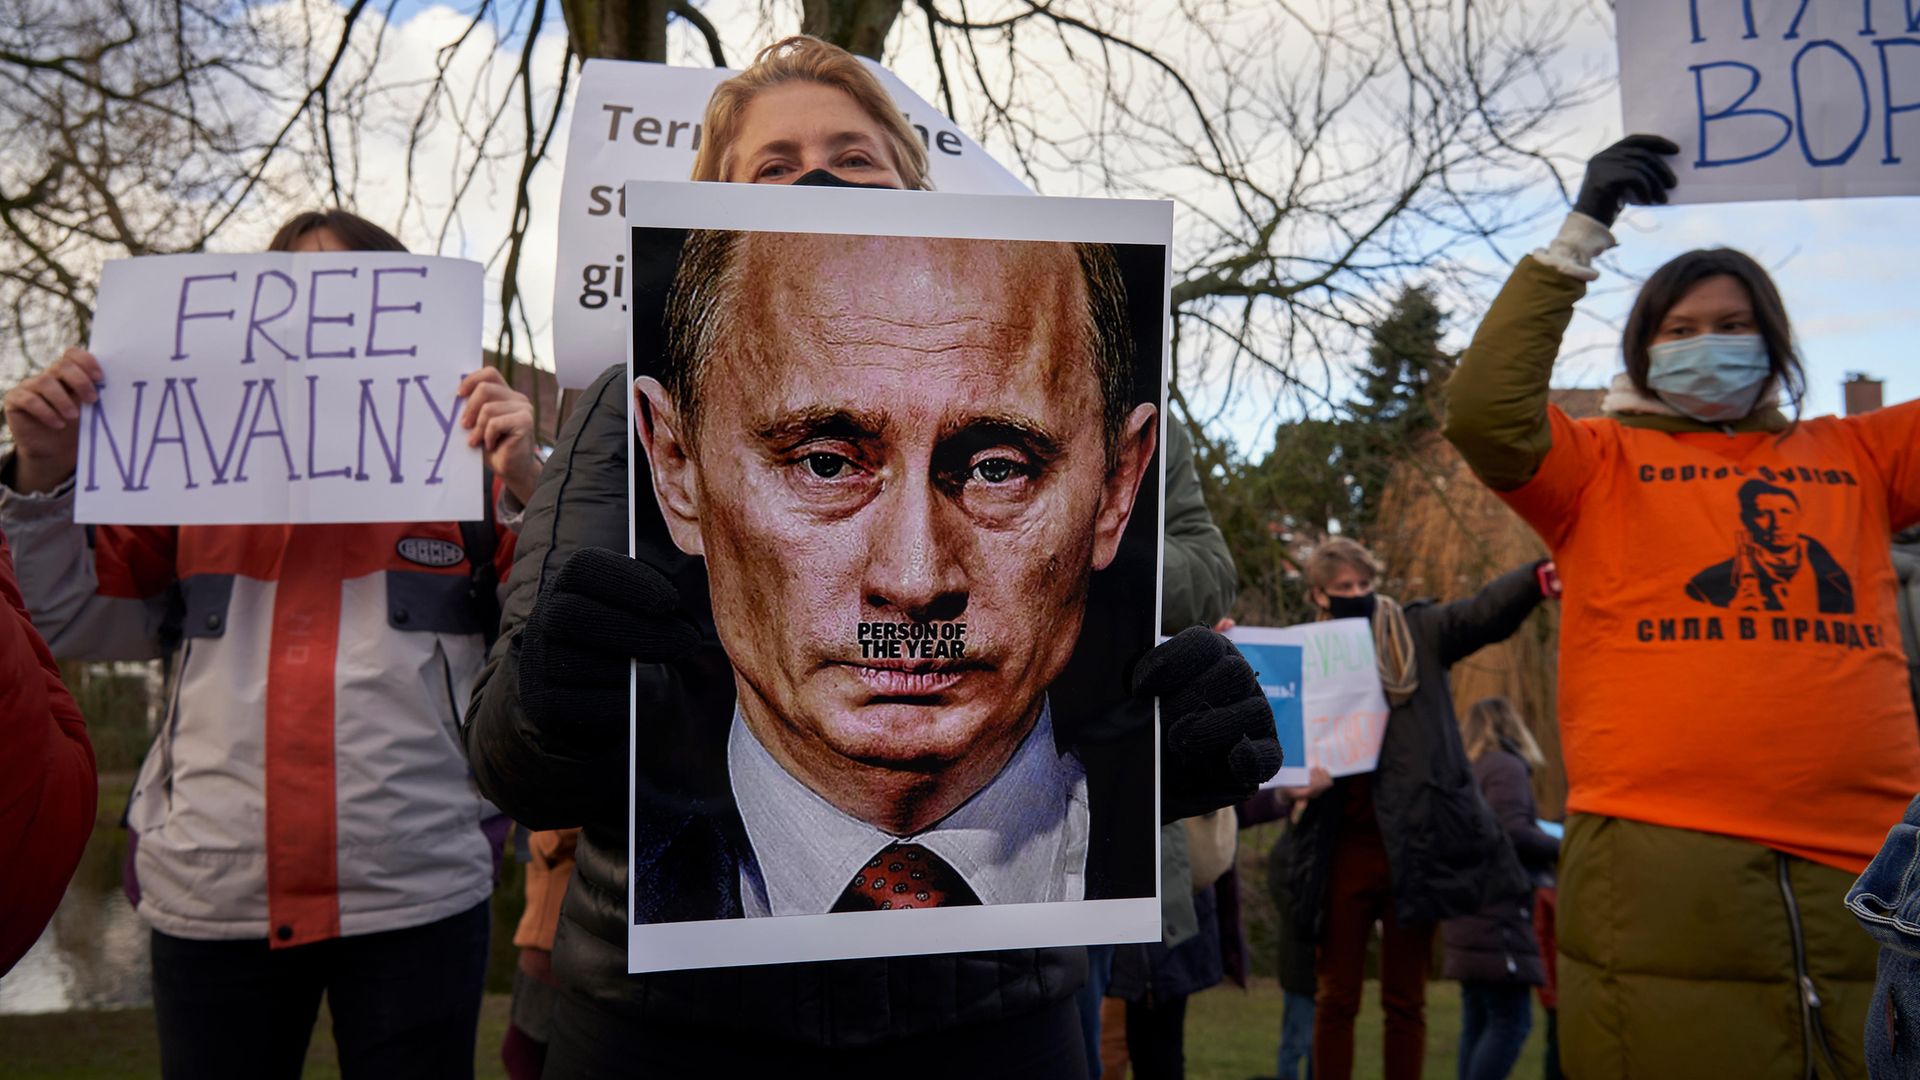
[559,0,672,62]
[801,0,904,59]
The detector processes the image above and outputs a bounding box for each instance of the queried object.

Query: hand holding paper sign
[456,367,540,504]
[2,348,104,494]
[1573,134,1680,225]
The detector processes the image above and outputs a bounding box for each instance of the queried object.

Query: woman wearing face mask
[464,35,1272,1078]
[1444,135,1920,1078]
[1283,538,1555,1080]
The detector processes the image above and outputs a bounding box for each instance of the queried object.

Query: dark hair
[658,232,1136,457]
[266,210,407,253]
[1737,477,1797,513]
[1621,248,1801,418]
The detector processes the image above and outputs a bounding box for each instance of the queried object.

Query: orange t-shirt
[1501,401,1920,873]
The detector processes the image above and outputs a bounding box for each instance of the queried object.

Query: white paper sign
[77,253,484,525]
[1618,0,1920,203]
[551,57,1032,388]
[1229,619,1389,782]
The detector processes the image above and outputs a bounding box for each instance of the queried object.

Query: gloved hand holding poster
[76,253,483,525]
[1227,619,1390,787]
[620,179,1169,973]
[1616,0,1920,203]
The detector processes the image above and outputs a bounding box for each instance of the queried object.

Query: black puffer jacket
[1286,565,1544,941]
[1441,747,1560,985]
[463,364,1238,1046]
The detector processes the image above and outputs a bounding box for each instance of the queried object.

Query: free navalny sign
[75,252,484,525]
[1618,0,1920,202]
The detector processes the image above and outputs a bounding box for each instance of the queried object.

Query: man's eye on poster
[620,181,1171,972]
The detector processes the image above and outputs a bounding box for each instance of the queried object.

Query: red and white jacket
[0,478,516,947]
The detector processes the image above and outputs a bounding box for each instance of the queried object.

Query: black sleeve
[1476,753,1559,867]
[1428,561,1548,669]
[464,366,636,830]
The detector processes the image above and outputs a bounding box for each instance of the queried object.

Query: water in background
[0,815,150,1014]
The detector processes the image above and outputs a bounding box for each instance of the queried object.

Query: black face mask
[1324,593,1377,621]
[791,168,893,190]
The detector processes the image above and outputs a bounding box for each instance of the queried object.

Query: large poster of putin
[622,181,1168,971]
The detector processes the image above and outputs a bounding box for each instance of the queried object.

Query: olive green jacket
[1159,417,1237,633]
[1442,255,1789,492]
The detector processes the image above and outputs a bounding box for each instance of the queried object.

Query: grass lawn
[0,977,1544,1079]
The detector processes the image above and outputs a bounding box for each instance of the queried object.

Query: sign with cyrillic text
[77,253,483,525]
[1229,619,1388,782]
[1618,0,1920,202]
[550,58,1031,389]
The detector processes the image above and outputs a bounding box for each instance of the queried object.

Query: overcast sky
[183,3,1920,453]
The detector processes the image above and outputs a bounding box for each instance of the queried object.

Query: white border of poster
[622,180,1170,972]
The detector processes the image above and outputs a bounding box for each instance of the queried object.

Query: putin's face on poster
[636,233,1157,852]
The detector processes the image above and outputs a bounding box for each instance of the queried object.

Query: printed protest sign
[1617,0,1920,202]
[1225,634,1308,789]
[622,180,1169,972]
[77,253,483,525]
[551,57,1032,389]
[1228,619,1389,783]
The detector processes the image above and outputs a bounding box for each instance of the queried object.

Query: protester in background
[0,210,539,1079]
[0,525,94,976]
[1242,768,1334,1080]
[1285,538,1552,1080]
[500,827,580,1080]
[461,36,1278,1077]
[1442,697,1559,1080]
[1444,134,1920,1077]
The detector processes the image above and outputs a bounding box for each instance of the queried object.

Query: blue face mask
[1645,334,1773,423]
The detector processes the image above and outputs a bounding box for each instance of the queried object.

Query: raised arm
[1,349,177,660]
[1443,136,1678,493]
[1428,561,1553,669]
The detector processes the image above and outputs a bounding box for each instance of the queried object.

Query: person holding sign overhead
[1444,135,1920,1078]
[1282,537,1555,1080]
[0,210,540,1079]
[463,34,1276,1078]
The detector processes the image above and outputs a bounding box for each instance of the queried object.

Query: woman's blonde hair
[1303,536,1381,591]
[690,35,931,190]
[1461,695,1545,768]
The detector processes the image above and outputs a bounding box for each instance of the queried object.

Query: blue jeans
[1848,793,1920,1080]
[1457,980,1531,1080]
[1077,943,1117,1080]
[1277,990,1315,1080]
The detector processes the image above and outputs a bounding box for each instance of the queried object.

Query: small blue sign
[1231,641,1305,777]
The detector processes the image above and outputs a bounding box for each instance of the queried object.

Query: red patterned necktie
[831,842,982,911]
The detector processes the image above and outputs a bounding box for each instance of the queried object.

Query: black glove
[1573,134,1680,226]
[1131,625,1284,822]
[516,546,703,746]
